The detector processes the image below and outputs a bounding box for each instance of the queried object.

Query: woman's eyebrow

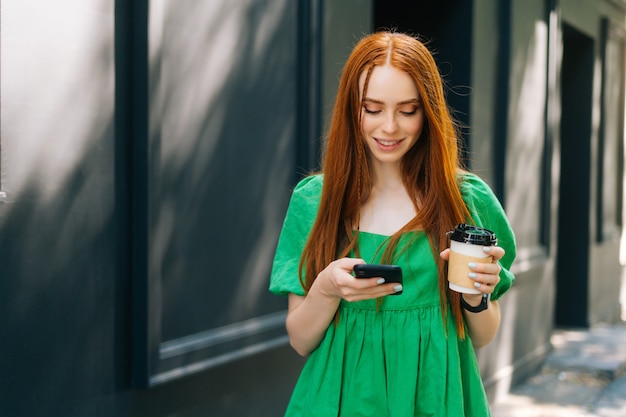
[363,98,384,104]
[397,98,421,105]
[363,98,421,105]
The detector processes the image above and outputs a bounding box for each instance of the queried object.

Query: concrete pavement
[491,322,626,417]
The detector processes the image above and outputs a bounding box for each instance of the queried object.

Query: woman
[270,31,516,416]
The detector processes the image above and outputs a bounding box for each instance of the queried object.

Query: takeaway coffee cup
[447,224,497,294]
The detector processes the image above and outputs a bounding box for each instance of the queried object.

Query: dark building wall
[0,1,122,414]
[475,0,626,395]
[485,0,626,394]
[372,0,626,399]
[0,1,308,416]
[1,0,625,415]
[555,0,625,328]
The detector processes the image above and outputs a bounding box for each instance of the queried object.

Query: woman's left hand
[441,246,506,348]
[439,246,504,295]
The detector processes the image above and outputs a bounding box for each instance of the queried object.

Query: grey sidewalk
[491,322,626,417]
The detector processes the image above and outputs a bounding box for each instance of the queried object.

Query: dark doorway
[555,24,594,327]
[373,0,473,158]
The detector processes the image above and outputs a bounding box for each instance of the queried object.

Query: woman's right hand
[315,257,403,302]
[286,257,401,356]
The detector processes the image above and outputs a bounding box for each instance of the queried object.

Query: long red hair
[299,32,471,338]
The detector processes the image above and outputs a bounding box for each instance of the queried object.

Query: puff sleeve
[459,174,517,300]
[269,175,323,297]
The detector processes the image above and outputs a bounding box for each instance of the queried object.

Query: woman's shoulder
[457,171,497,201]
[293,173,324,195]
[287,173,324,213]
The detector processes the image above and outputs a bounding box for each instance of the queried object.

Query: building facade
[0,0,624,415]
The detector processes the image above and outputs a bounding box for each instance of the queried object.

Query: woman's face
[359,64,424,167]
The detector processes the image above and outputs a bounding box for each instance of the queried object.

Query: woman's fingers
[468,261,501,293]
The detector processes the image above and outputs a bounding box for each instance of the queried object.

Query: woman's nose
[382,113,398,133]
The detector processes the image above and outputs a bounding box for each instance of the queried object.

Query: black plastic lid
[447,223,497,246]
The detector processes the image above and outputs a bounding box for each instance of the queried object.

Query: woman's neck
[370,161,404,191]
[360,163,417,235]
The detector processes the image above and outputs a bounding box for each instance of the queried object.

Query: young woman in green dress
[270,31,516,416]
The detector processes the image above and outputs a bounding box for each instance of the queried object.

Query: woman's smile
[374,137,404,150]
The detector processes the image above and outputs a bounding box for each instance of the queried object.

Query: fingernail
[474,282,481,288]
[469,272,477,279]
[468,262,477,269]
[394,285,403,293]
[483,246,492,253]
[377,278,385,284]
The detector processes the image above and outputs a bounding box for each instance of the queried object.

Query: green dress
[270,174,516,417]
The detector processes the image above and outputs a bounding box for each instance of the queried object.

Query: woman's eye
[363,106,381,114]
[400,107,419,115]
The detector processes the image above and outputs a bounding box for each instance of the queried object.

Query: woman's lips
[375,138,403,149]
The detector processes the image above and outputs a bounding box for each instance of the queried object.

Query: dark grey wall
[0,0,308,416]
[372,0,626,400]
[1,0,625,415]
[137,0,304,385]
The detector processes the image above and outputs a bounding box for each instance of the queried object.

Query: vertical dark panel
[1,2,119,413]
[555,24,593,327]
[153,1,297,341]
[494,0,511,205]
[114,0,132,390]
[374,0,473,165]
[597,18,625,242]
[0,0,3,190]
[297,0,323,176]
[542,0,559,249]
[116,0,154,388]
[130,0,322,387]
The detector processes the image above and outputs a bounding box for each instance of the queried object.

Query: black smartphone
[353,264,403,295]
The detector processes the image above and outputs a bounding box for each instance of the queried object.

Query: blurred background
[1,0,625,415]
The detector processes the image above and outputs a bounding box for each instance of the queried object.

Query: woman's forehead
[359,64,419,102]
